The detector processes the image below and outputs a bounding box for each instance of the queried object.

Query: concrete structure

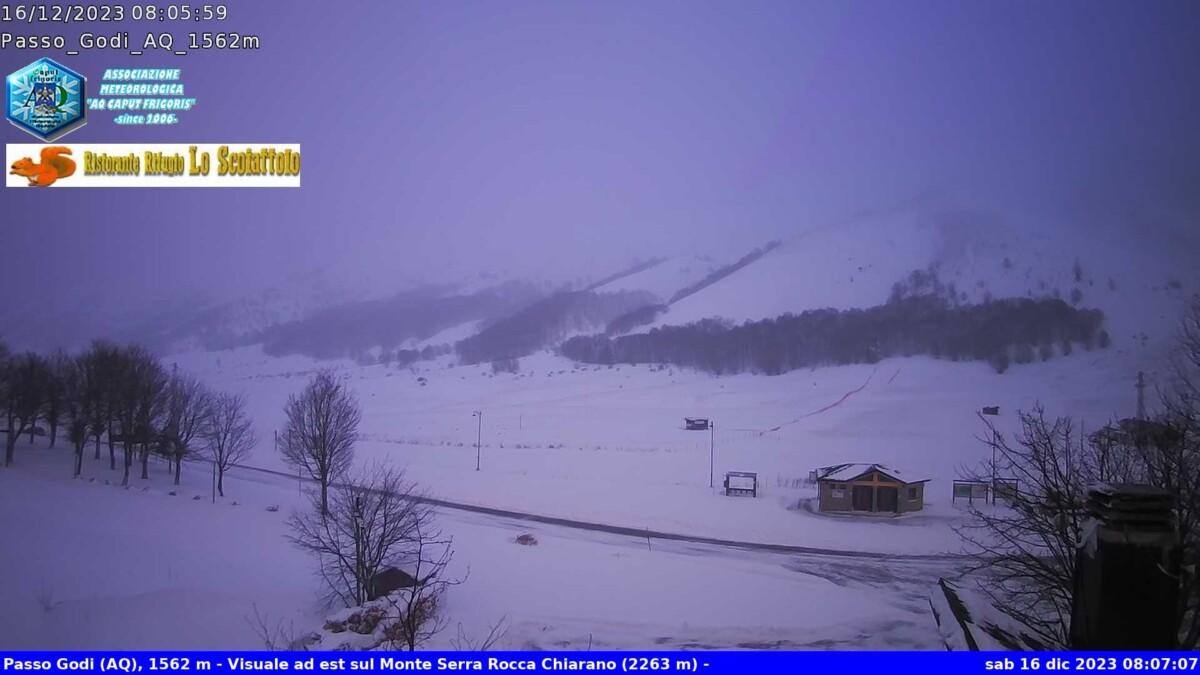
[814,463,928,514]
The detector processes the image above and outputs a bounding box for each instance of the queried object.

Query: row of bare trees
[960,295,1200,648]
[3,341,464,649]
[0,340,254,494]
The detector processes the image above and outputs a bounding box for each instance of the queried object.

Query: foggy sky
[3,0,1199,314]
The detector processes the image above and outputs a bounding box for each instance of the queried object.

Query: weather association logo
[6,57,87,142]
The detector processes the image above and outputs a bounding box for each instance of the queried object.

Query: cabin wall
[899,481,925,513]
[818,481,853,511]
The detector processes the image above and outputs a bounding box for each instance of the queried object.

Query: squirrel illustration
[9,146,76,187]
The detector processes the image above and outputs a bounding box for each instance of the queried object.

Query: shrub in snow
[282,591,441,652]
[325,605,388,635]
[515,533,538,546]
[267,505,280,512]
[192,495,201,500]
[168,491,178,496]
[288,633,321,651]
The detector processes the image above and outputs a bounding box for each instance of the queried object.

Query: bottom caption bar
[3,653,1200,674]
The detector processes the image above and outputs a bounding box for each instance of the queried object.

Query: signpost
[724,471,758,497]
[685,417,715,488]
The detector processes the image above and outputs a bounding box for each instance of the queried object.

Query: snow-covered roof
[814,462,927,484]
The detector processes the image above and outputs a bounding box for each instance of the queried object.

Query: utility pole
[353,496,364,603]
[473,411,482,471]
[981,406,1000,504]
[1136,371,1146,420]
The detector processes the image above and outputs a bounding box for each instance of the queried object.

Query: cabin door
[851,485,873,511]
[876,486,899,512]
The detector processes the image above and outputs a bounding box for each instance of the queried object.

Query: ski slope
[596,255,721,304]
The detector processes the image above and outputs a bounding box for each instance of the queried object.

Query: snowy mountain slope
[647,209,1200,363]
[648,213,944,328]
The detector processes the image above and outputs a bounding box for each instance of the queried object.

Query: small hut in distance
[813,463,929,514]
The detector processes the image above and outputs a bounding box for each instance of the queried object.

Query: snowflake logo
[6,58,87,142]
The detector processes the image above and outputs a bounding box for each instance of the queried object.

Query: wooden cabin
[814,463,928,514]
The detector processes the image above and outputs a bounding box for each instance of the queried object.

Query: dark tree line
[0,339,253,492]
[667,241,780,305]
[455,289,655,365]
[561,296,1108,375]
[604,303,668,336]
[370,343,453,369]
[581,257,666,292]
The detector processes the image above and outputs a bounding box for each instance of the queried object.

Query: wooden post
[709,420,715,489]
[1070,484,1179,650]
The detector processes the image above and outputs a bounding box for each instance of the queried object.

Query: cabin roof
[815,462,929,484]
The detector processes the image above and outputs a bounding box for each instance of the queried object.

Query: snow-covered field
[0,442,952,650]
[166,327,1161,558]
[4,280,1192,652]
[4,204,1194,650]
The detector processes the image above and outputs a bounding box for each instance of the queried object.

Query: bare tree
[450,616,509,651]
[287,466,461,650]
[42,349,71,448]
[110,346,167,486]
[281,369,360,515]
[2,352,48,467]
[202,392,255,497]
[1155,294,1200,647]
[61,353,99,478]
[246,603,316,651]
[0,340,8,438]
[0,341,10,461]
[956,409,1116,647]
[160,372,213,486]
[85,341,121,467]
[379,510,462,651]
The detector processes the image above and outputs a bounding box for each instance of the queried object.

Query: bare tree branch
[203,392,255,498]
[281,369,359,515]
